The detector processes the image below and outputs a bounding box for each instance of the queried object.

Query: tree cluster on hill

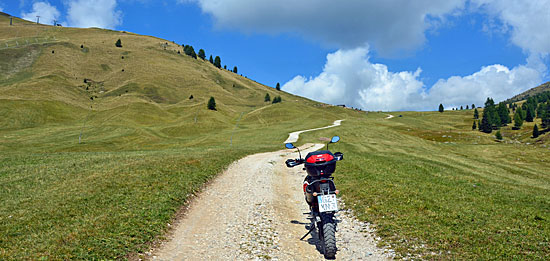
[183,45,197,59]
[479,98,511,133]
[272,96,282,104]
[507,91,550,132]
[181,45,240,74]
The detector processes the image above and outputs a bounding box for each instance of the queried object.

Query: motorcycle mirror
[285,143,296,149]
[330,136,340,143]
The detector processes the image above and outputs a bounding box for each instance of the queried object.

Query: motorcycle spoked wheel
[319,213,337,259]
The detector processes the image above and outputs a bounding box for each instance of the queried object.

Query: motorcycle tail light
[303,183,307,193]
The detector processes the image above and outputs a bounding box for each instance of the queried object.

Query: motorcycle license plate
[318,194,338,212]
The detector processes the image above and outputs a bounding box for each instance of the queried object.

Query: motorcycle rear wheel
[322,221,336,258]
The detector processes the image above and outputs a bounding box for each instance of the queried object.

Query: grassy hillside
[298,110,549,259]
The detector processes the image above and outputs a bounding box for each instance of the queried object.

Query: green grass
[299,111,549,259]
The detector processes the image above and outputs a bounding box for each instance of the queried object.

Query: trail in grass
[150,122,391,260]
[284,120,343,143]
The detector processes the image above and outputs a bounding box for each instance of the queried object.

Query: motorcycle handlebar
[285,158,304,168]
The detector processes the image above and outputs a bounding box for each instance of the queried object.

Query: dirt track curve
[150,123,391,260]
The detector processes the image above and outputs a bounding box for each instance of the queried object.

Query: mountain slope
[505,81,550,103]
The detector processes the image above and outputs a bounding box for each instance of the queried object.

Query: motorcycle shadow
[291,216,342,259]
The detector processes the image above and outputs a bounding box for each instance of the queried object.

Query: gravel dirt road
[150,123,391,260]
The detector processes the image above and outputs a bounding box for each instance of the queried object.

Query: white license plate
[318,194,338,212]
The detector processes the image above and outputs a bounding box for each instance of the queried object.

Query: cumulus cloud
[189,0,465,55]
[284,47,542,111]
[472,0,550,55]
[21,1,60,25]
[67,0,121,29]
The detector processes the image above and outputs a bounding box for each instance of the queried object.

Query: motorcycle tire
[320,213,337,259]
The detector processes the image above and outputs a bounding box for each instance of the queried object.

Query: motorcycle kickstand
[300,220,316,241]
[300,225,315,241]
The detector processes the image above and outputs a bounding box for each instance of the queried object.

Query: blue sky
[1,0,549,111]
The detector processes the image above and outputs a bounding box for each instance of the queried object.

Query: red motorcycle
[285,136,343,259]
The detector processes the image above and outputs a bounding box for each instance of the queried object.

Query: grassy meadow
[299,110,549,259]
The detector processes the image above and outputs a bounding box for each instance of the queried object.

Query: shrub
[207,97,216,110]
[115,39,122,48]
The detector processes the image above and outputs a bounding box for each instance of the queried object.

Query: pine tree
[233,66,238,74]
[207,97,216,110]
[472,121,477,130]
[438,103,444,113]
[472,104,475,109]
[276,82,281,91]
[272,96,282,104]
[466,105,469,110]
[473,108,479,119]
[480,110,492,133]
[214,56,221,68]
[189,95,193,99]
[525,107,534,122]
[460,106,463,110]
[264,93,271,102]
[209,55,214,64]
[533,124,540,138]
[183,45,197,59]
[513,109,523,130]
[542,102,550,128]
[495,131,502,140]
[115,39,122,48]
[497,102,511,125]
[198,49,206,60]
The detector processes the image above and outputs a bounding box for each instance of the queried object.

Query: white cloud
[189,0,465,55]
[284,47,542,111]
[67,0,121,29]
[472,0,550,55]
[21,1,60,25]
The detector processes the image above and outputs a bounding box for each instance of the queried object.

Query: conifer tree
[209,55,214,64]
[472,104,475,109]
[207,97,216,110]
[438,103,444,112]
[264,93,271,102]
[525,107,534,122]
[533,124,540,138]
[495,131,502,140]
[513,109,523,129]
[474,108,479,119]
[233,66,238,74]
[542,102,550,128]
[472,121,477,130]
[480,110,492,133]
[497,102,511,125]
[115,39,122,47]
[198,49,206,60]
[460,106,463,110]
[214,56,221,68]
[276,82,281,91]
[466,105,469,110]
